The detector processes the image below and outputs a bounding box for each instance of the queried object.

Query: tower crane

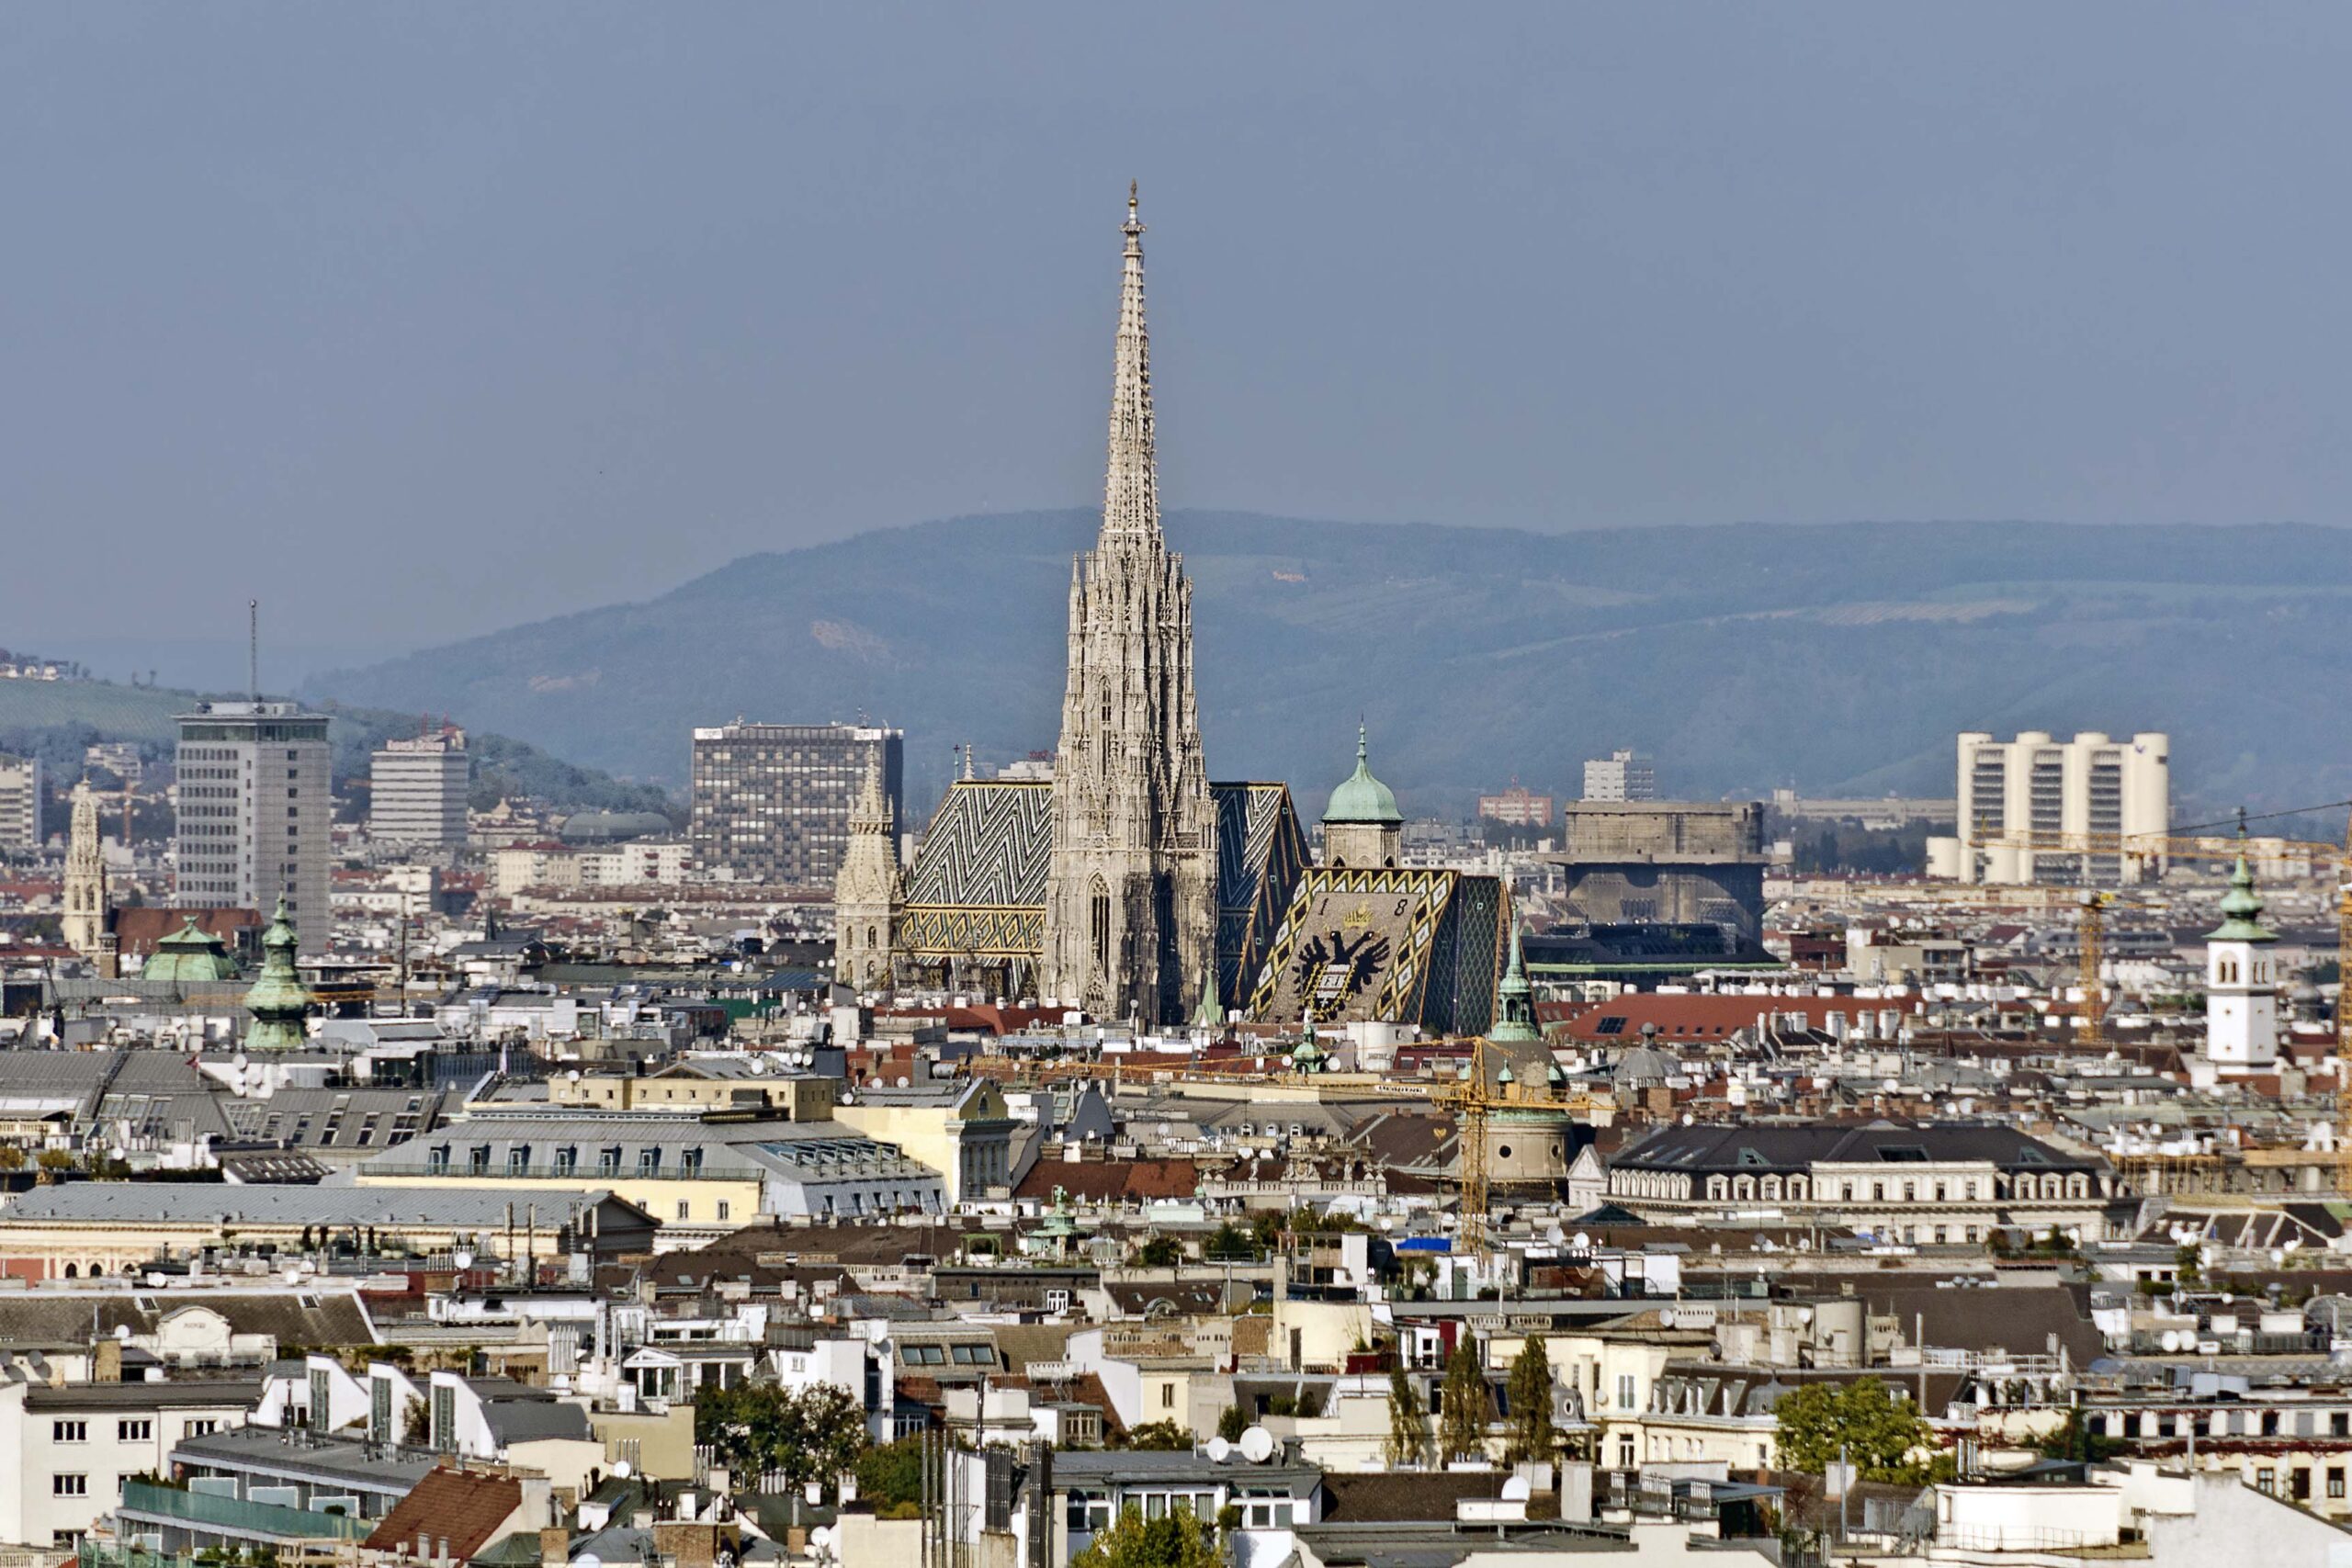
[1437,1034,1498,1263]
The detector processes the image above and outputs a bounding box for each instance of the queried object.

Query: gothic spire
[1101,181,1159,542]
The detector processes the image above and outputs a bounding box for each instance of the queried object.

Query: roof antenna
[248,599,259,702]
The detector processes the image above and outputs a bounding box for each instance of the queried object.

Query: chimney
[539,1528,570,1568]
[93,1338,122,1382]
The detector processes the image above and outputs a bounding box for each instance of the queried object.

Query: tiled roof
[1012,1157,1199,1203]
[364,1465,526,1561]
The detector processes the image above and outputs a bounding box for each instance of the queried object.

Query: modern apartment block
[1937,729,2170,886]
[369,728,470,848]
[688,721,901,887]
[1582,749,1657,802]
[174,701,333,947]
[0,754,40,852]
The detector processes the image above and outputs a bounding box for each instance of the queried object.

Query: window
[186,1420,218,1438]
[1067,1493,1114,1533]
[599,1148,622,1175]
[118,1419,152,1442]
[676,1201,691,1221]
[508,1145,532,1174]
[2329,1469,2345,1500]
[638,1148,662,1175]
[1617,1374,1637,1410]
[51,1421,86,1443]
[51,1475,87,1497]
[1161,1384,1175,1409]
[2258,1468,2277,1495]
[554,1147,578,1176]
[716,1201,730,1223]
[469,1145,491,1175]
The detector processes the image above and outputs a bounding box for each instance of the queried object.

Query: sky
[6,6,2350,685]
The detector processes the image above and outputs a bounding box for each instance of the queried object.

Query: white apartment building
[174,701,333,948]
[1932,729,2170,886]
[1582,749,1657,802]
[0,1380,253,1547]
[369,728,470,848]
[0,753,40,852]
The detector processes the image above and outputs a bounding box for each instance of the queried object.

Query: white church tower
[2203,847,2278,1072]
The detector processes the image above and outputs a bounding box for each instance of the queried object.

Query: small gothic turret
[832,752,904,992]
[242,897,313,1051]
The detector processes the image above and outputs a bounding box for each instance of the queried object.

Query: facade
[369,728,470,847]
[1582,749,1657,802]
[689,721,901,888]
[62,784,109,961]
[831,1079,1018,1205]
[1606,1122,2126,1243]
[832,755,905,990]
[1040,188,1218,1025]
[1476,784,1555,830]
[0,752,39,852]
[1941,728,2171,885]
[1550,801,1770,937]
[173,701,333,951]
[0,1379,255,1548]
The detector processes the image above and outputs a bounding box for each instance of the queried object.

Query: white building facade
[369,728,470,848]
[0,754,40,852]
[1937,729,2169,886]
[1582,749,1657,802]
[174,701,333,949]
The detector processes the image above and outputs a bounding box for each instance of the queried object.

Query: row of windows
[51,1420,153,1443]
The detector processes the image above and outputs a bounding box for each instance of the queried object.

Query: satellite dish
[1239,1427,1275,1463]
[1658,1309,1678,1328]
[1205,1437,1231,1463]
[2159,1330,2182,1352]
[1500,1476,1532,1502]
[114,1325,131,1341]
[1572,1233,1590,1250]
[612,1460,634,1479]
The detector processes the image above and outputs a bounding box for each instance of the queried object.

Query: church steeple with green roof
[1323,725,1404,868]
[1487,916,1540,1044]
[241,897,313,1052]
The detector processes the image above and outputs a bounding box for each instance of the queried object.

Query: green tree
[1069,1505,1221,1568]
[1216,1404,1249,1443]
[0,1145,25,1172]
[1385,1367,1431,1468]
[2033,1408,2125,1467]
[1203,1224,1260,1262]
[1436,1341,1492,1463]
[695,1382,871,1494]
[1123,1419,1193,1451]
[852,1435,926,1517]
[1136,1235,1182,1268]
[1772,1378,1934,1483]
[1502,1343,1556,1464]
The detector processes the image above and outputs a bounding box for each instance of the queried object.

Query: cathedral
[841,189,1501,1034]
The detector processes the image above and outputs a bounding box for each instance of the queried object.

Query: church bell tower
[1040,186,1218,1024]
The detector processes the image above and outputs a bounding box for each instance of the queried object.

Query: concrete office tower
[0,754,40,852]
[1582,750,1657,802]
[1944,730,2170,886]
[690,721,902,886]
[174,700,333,951]
[2203,851,2278,1072]
[370,728,470,847]
[1040,186,1218,1025]
[61,782,107,959]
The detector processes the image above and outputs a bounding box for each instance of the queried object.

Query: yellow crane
[1437,1034,1498,1261]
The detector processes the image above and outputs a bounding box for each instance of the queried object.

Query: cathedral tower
[1042,186,1218,1023]
[62,782,110,964]
[832,752,903,992]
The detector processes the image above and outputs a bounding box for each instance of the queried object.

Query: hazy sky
[7,6,2349,681]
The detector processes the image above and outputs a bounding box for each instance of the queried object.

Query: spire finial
[1357,722,1368,764]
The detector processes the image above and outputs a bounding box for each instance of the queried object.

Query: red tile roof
[1013,1157,1200,1204]
[365,1466,527,1561]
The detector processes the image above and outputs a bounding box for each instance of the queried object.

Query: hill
[310,513,2352,818]
[0,679,672,818]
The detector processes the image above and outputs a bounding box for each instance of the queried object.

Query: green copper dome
[2206,854,2278,945]
[142,917,242,985]
[1324,725,1402,825]
[241,897,314,1052]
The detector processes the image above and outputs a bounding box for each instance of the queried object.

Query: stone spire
[1041,186,1218,1024]
[1488,916,1540,1043]
[242,896,313,1051]
[832,751,903,992]
[1102,181,1159,542]
[61,782,109,962]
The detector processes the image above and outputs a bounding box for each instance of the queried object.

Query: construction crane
[2076,890,2111,1050]
[1437,1034,1498,1262]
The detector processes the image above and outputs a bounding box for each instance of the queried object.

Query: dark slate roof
[1611,1120,2103,1176]
[0,1289,377,1348]
[482,1397,594,1445]
[1319,1472,1508,1522]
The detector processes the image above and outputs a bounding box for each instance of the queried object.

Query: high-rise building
[689,722,901,887]
[1940,729,2169,886]
[370,727,471,848]
[1039,186,1218,1024]
[0,754,40,852]
[1476,784,1555,830]
[1582,750,1657,802]
[173,700,333,950]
